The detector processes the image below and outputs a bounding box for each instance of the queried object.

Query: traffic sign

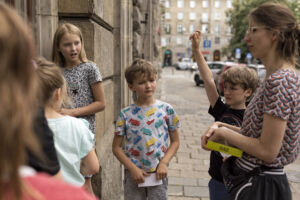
[246,52,252,59]
[203,40,211,48]
[235,48,241,59]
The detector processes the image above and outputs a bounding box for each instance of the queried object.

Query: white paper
[138,173,163,187]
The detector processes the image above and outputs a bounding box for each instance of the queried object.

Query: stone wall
[133,0,162,75]
[58,0,124,199]
[5,0,162,199]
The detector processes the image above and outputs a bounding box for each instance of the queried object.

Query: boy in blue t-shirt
[112,59,180,200]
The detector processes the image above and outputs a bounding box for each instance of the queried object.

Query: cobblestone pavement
[156,67,300,200]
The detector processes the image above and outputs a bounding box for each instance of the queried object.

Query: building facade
[161,0,233,65]
[1,0,162,199]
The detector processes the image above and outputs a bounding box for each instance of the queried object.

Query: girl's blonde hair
[52,23,88,67]
[35,58,71,109]
[0,3,40,199]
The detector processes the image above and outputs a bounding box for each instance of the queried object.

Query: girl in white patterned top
[52,23,106,135]
[52,23,105,194]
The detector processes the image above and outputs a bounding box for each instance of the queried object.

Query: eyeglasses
[246,26,269,35]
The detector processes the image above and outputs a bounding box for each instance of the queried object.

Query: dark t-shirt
[208,97,244,182]
[26,108,60,175]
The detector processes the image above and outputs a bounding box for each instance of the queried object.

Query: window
[167,37,171,44]
[177,0,184,8]
[202,12,208,22]
[189,12,196,20]
[165,0,170,8]
[215,37,220,44]
[226,0,232,8]
[165,12,171,20]
[161,37,167,47]
[165,24,171,34]
[215,0,221,8]
[226,13,231,22]
[201,24,208,33]
[226,27,231,34]
[189,24,195,33]
[177,24,184,34]
[202,0,208,8]
[214,12,220,20]
[177,12,184,20]
[176,37,182,44]
[190,0,196,8]
[215,24,220,34]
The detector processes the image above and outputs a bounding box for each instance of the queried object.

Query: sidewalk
[156,67,300,200]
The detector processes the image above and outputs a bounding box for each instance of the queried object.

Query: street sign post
[203,40,211,48]
[246,52,252,64]
[235,48,241,59]
[246,52,252,59]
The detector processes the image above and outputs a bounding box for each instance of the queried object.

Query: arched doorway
[163,49,172,67]
[213,50,221,61]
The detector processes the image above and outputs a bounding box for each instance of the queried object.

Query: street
[156,67,300,200]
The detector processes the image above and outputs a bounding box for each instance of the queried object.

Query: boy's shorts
[124,169,168,200]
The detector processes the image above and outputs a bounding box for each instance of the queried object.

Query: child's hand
[129,167,150,184]
[156,161,168,180]
[189,30,201,51]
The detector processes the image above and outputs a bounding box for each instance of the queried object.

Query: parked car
[189,62,198,72]
[215,62,247,96]
[175,58,194,70]
[193,61,225,86]
[248,64,266,85]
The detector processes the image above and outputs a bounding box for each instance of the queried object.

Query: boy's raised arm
[190,31,219,108]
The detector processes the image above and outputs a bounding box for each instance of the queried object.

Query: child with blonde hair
[36,58,99,189]
[52,22,105,135]
[52,22,106,193]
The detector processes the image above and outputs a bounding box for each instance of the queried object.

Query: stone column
[58,1,123,199]
[34,0,58,60]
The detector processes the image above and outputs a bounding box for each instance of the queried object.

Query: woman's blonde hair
[52,23,88,67]
[35,57,71,109]
[0,3,39,199]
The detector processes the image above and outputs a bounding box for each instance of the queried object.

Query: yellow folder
[206,140,243,158]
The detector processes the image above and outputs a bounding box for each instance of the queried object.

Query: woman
[0,3,96,200]
[201,2,300,200]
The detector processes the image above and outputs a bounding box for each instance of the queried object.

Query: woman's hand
[60,108,76,116]
[156,161,168,180]
[201,122,225,150]
[189,30,202,51]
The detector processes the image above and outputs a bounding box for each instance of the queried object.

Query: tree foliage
[224,0,300,62]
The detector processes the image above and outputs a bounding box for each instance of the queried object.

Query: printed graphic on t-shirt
[114,100,180,172]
